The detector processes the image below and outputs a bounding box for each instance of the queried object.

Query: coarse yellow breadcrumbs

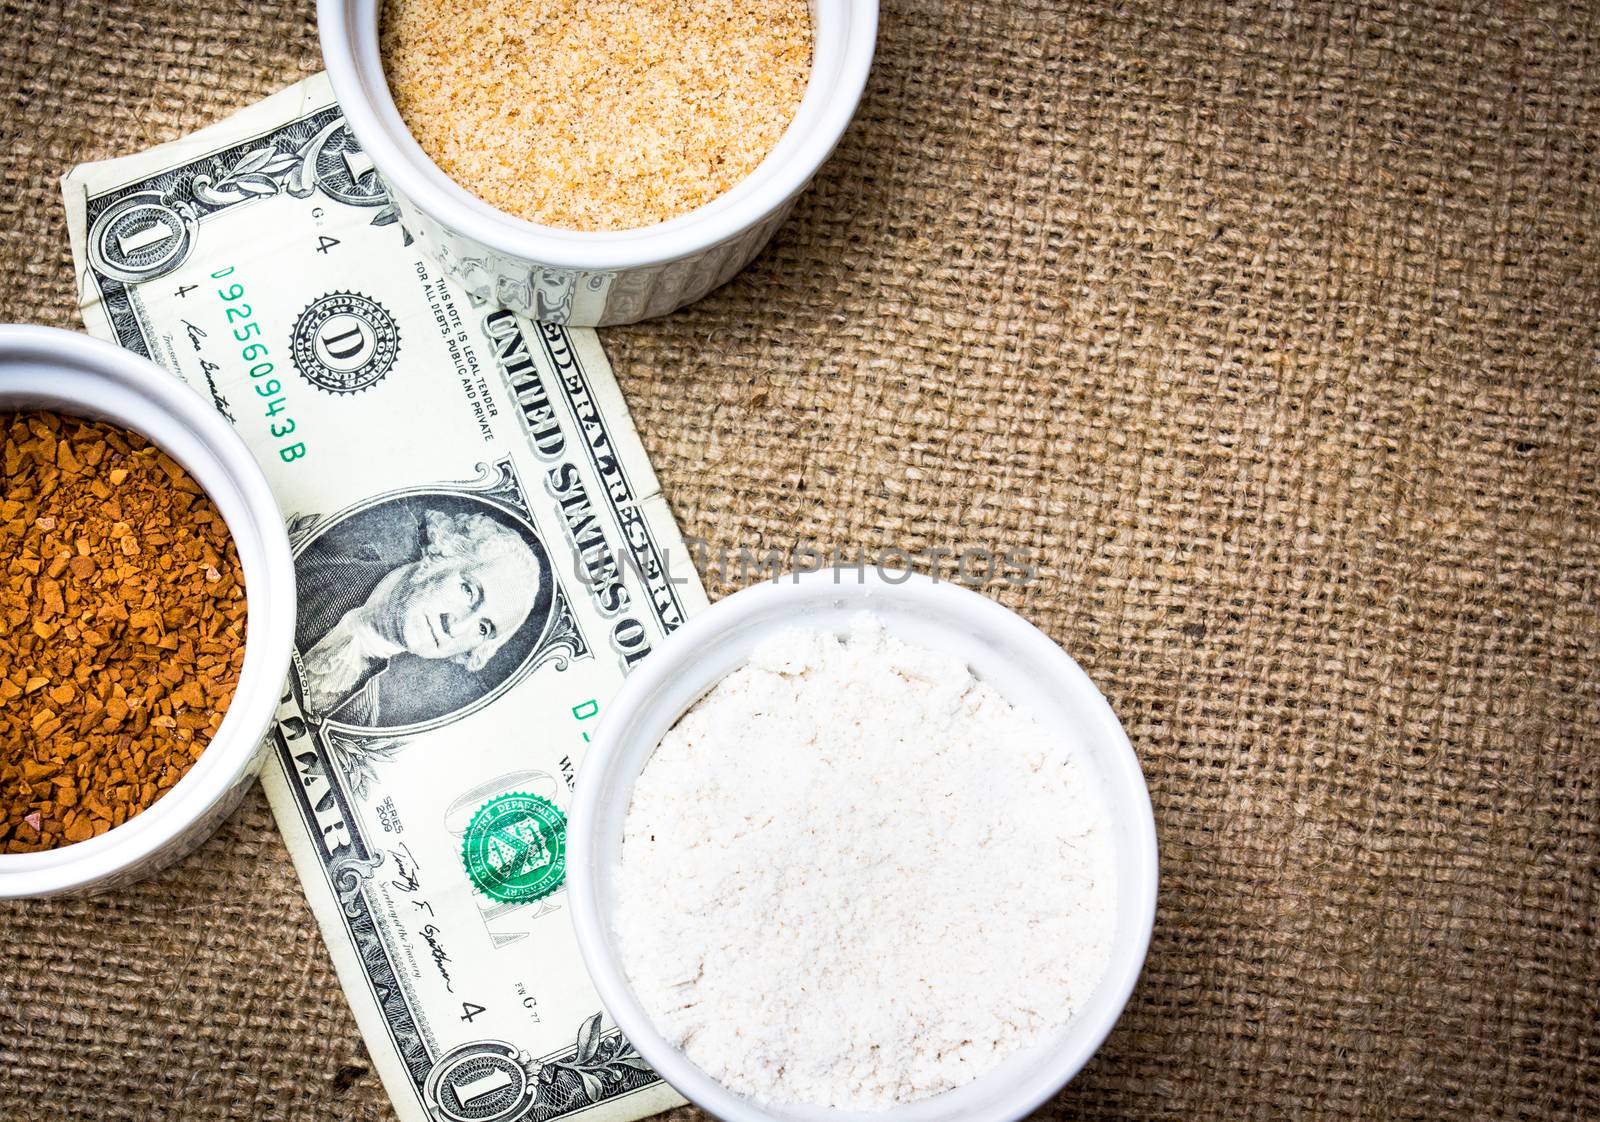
[381,0,813,232]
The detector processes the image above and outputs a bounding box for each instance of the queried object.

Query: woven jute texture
[2,0,1598,1118]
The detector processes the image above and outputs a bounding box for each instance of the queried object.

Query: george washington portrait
[292,493,554,729]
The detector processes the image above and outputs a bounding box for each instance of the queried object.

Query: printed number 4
[315,236,341,255]
[460,1001,486,1023]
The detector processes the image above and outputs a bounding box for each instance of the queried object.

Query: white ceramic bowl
[319,0,878,326]
[0,326,296,897]
[569,570,1159,1122]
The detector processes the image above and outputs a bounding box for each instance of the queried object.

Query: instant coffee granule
[0,412,246,852]
[381,0,813,231]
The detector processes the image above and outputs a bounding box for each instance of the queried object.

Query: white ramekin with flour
[319,0,879,326]
[569,570,1159,1122]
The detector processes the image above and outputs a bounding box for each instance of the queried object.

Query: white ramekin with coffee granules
[319,0,877,326]
[0,326,295,897]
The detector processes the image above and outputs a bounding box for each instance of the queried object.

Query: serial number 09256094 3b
[211,265,306,464]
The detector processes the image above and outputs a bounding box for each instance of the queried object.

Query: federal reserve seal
[289,291,400,393]
[461,792,566,904]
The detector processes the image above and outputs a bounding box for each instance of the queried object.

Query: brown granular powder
[0,412,246,852]
[380,0,813,231]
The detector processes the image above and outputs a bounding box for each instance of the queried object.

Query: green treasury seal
[461,792,567,904]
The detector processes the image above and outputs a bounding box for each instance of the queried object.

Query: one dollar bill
[63,74,702,1122]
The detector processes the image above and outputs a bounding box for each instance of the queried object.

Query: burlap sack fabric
[1,0,1596,1118]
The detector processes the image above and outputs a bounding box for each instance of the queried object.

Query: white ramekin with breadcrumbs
[319,0,878,326]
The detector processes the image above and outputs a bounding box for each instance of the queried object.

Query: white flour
[613,614,1117,1110]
